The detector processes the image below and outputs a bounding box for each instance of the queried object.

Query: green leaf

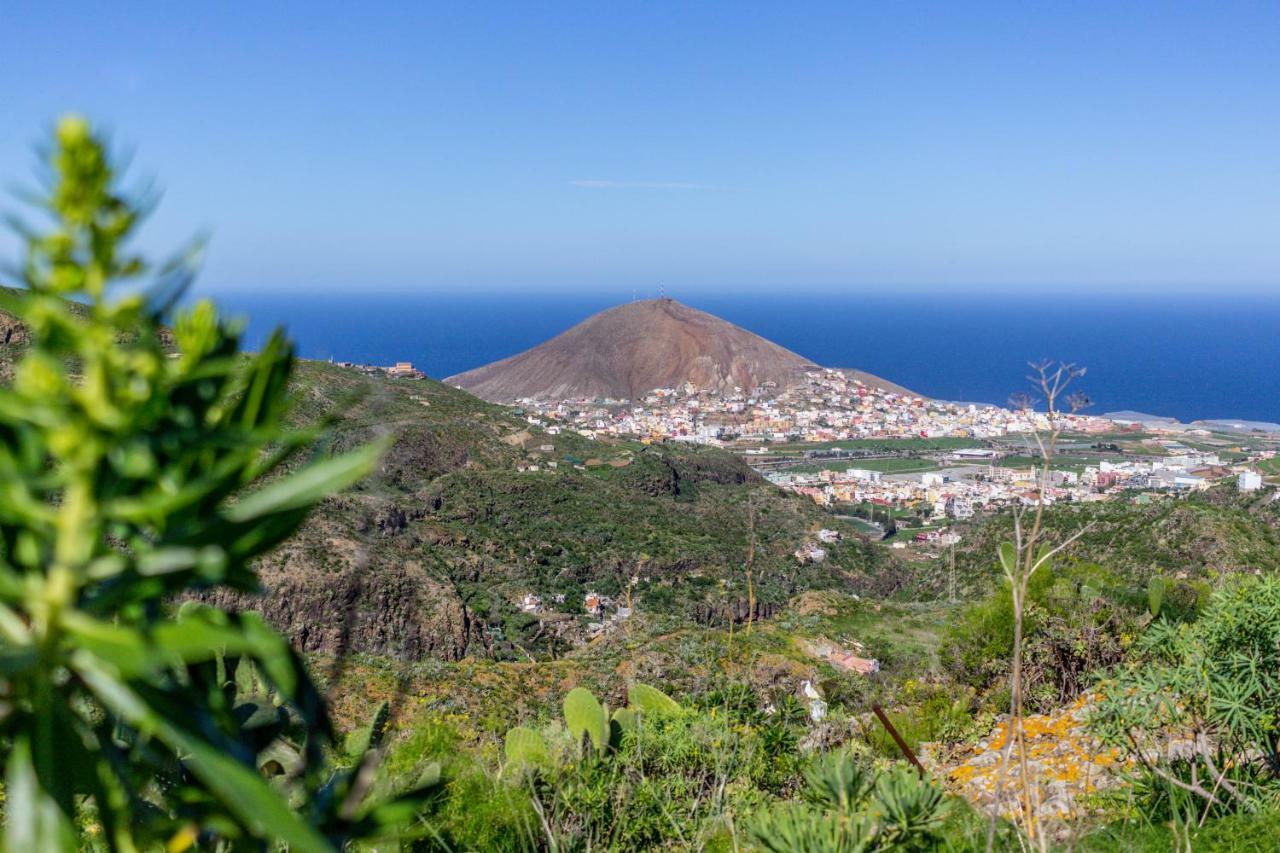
[998,541,1017,576]
[59,612,151,677]
[224,439,387,522]
[627,683,682,718]
[135,545,224,578]
[238,612,305,699]
[0,601,32,645]
[344,725,375,762]
[344,702,391,762]
[258,740,304,778]
[611,706,639,733]
[151,611,246,660]
[1035,542,1054,573]
[4,734,79,852]
[1148,575,1169,617]
[366,701,392,753]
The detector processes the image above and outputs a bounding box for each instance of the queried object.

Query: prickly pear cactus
[504,726,551,771]
[564,687,610,752]
[627,683,682,718]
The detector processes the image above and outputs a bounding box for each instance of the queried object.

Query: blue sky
[2,2,1279,295]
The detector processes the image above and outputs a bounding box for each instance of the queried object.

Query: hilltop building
[387,361,424,379]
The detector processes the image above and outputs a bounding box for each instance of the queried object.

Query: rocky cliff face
[445,298,908,402]
[203,560,490,661]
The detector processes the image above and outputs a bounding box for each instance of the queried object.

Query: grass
[834,501,922,521]
[759,436,982,455]
[1058,430,1158,442]
[846,517,883,535]
[998,454,1095,472]
[785,457,941,475]
[1078,807,1280,852]
[897,522,951,536]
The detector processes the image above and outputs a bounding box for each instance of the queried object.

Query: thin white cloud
[570,179,712,190]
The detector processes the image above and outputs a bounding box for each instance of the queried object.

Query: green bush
[941,561,1146,711]
[405,684,793,849]
[0,117,429,849]
[1091,574,1280,816]
[859,684,975,759]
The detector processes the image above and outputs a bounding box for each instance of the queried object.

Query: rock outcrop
[924,695,1130,824]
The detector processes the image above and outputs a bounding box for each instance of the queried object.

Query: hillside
[200,360,908,661]
[936,486,1280,602]
[445,297,910,402]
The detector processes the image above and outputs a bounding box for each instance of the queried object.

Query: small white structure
[1240,470,1264,492]
[800,680,828,722]
[794,544,828,564]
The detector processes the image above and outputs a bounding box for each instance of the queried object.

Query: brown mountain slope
[445,298,910,402]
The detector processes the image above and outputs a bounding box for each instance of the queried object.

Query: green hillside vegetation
[932,486,1280,715]
[213,359,909,663]
[953,486,1280,588]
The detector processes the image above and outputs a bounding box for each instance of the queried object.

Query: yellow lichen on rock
[925,694,1131,825]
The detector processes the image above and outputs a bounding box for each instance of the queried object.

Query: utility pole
[949,540,957,603]
[745,498,757,634]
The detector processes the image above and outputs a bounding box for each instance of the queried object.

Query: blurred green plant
[0,116,434,849]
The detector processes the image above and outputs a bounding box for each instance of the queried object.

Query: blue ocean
[205,290,1280,425]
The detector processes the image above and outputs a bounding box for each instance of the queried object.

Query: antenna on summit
[659,282,665,300]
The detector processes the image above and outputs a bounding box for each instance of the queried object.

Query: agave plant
[748,752,952,852]
[749,803,873,853]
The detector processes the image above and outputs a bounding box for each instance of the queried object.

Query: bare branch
[1028,521,1097,578]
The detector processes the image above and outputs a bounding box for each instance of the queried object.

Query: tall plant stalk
[987,362,1092,851]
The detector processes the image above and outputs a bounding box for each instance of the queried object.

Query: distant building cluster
[766,448,1235,520]
[514,369,1109,445]
[509,368,1276,519]
[334,359,426,379]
